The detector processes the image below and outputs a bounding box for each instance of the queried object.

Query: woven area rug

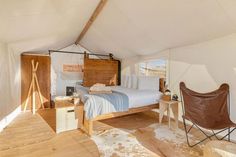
[92,123,204,157]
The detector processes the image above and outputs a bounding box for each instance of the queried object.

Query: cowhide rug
[91,124,204,157]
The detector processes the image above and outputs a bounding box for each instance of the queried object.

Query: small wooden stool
[159,99,179,129]
[204,140,236,157]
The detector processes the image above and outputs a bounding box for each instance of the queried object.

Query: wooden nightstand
[159,99,179,129]
[55,98,83,133]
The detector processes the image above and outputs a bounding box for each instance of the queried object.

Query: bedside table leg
[167,105,170,128]
[159,103,168,124]
[171,103,179,129]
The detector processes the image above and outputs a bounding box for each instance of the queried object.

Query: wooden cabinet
[21,54,51,110]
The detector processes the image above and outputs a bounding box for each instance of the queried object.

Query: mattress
[111,86,162,108]
[76,85,162,119]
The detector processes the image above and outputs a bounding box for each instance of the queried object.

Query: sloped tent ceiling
[80,0,236,58]
[0,0,236,57]
[0,0,100,54]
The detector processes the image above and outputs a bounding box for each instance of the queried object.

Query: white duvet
[111,86,162,108]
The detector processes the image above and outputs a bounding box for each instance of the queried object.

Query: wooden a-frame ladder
[23,60,45,114]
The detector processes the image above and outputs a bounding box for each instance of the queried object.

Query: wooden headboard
[83,54,165,91]
[83,57,119,87]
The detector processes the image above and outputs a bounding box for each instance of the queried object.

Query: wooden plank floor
[0,112,99,157]
[0,110,205,157]
[0,112,55,151]
[1,130,99,157]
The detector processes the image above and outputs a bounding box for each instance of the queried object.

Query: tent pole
[75,0,108,44]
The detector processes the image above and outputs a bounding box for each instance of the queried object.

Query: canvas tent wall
[1,0,236,141]
[51,44,91,97]
[0,0,101,130]
[122,33,236,140]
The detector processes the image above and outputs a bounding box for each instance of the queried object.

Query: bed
[76,82,164,136]
[77,55,165,136]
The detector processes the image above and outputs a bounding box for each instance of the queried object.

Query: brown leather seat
[180,82,236,147]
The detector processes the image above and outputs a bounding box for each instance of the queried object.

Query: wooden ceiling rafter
[75,0,108,45]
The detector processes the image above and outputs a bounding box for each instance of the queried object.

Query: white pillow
[122,75,131,88]
[131,75,138,89]
[138,76,159,90]
[121,75,126,87]
[127,76,132,88]
[121,75,127,87]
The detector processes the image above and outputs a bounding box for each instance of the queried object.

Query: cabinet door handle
[67,110,74,113]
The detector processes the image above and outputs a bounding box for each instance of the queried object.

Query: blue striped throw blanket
[76,86,129,119]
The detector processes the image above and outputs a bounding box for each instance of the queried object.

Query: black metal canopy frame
[48,49,121,85]
[48,50,114,59]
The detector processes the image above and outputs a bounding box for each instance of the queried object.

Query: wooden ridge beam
[75,0,108,45]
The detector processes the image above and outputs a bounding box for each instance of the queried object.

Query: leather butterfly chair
[180,82,236,147]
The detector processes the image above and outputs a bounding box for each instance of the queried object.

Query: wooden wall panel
[83,58,119,87]
[21,54,51,110]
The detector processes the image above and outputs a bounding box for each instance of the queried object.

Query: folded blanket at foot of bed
[84,91,129,119]
[89,83,112,93]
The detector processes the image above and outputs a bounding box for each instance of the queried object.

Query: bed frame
[80,78,165,136]
[81,103,159,136]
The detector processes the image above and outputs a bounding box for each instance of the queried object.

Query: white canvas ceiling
[0,0,100,54]
[80,0,236,58]
[1,0,236,57]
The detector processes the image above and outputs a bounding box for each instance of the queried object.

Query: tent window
[139,59,167,79]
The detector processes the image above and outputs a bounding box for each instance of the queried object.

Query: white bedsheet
[111,86,162,108]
